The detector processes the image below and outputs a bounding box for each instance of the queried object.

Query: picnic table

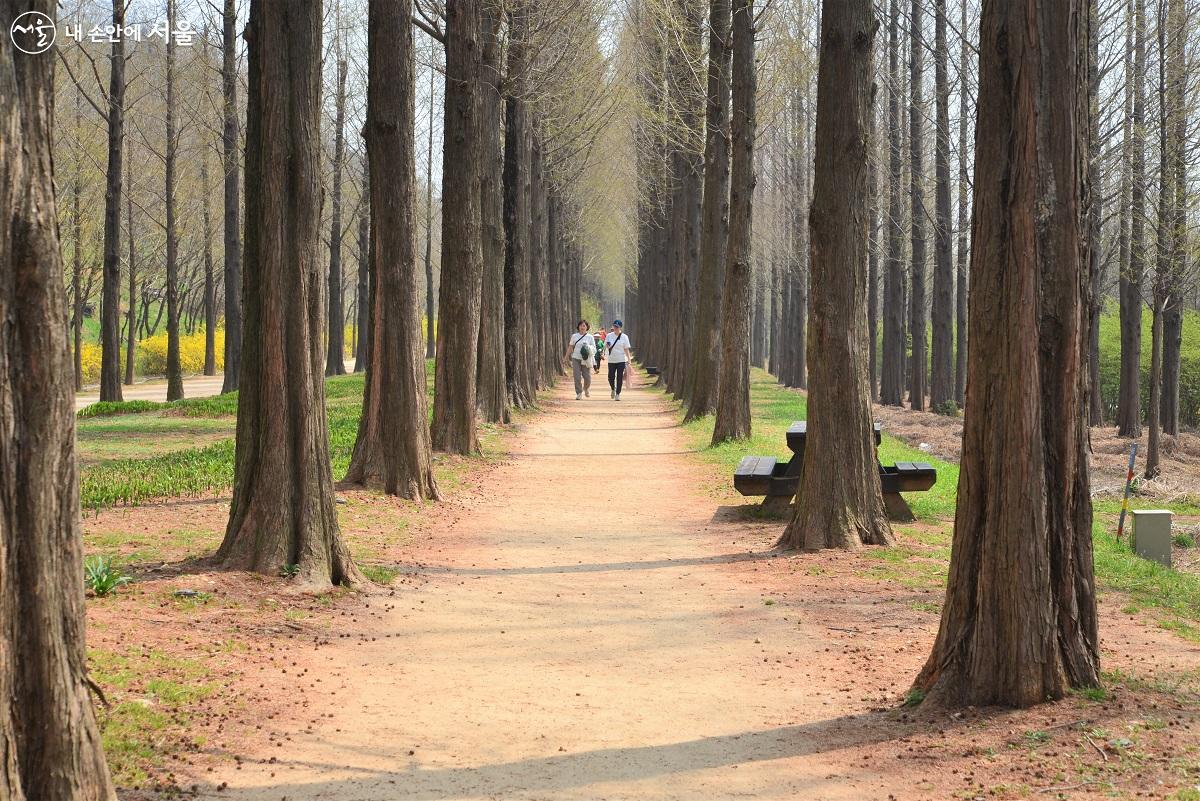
[733,420,937,521]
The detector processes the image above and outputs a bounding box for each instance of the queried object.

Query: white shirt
[605,332,631,363]
[569,332,592,360]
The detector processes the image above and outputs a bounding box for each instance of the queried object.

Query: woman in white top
[565,320,595,400]
[604,320,633,400]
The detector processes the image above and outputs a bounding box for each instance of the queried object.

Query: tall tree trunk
[1086,0,1103,425]
[216,0,364,587]
[780,0,893,551]
[99,0,125,402]
[1116,0,1145,438]
[1159,0,1185,436]
[868,81,880,401]
[202,152,217,376]
[424,43,438,361]
[345,0,440,500]
[73,90,85,391]
[685,0,732,421]
[929,0,954,412]
[354,156,370,373]
[0,0,118,790]
[432,0,485,454]
[880,0,905,406]
[503,3,535,409]
[220,0,243,394]
[915,0,1099,708]
[476,0,508,424]
[712,0,756,445]
[908,0,928,411]
[165,0,184,401]
[125,156,137,385]
[954,0,969,407]
[326,57,349,377]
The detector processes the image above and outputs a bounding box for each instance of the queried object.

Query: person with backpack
[566,320,595,400]
[593,327,606,374]
[604,320,633,400]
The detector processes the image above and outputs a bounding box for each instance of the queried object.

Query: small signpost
[1116,443,1138,547]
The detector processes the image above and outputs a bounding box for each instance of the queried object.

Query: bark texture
[880,0,905,407]
[216,0,363,587]
[915,0,1100,707]
[220,0,243,394]
[165,0,184,401]
[779,0,893,551]
[345,0,440,500]
[0,1,118,791]
[325,57,349,377]
[432,0,485,454]
[99,0,124,402]
[685,0,732,422]
[711,0,755,445]
[930,0,954,412]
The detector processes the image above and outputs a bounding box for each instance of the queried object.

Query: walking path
[215,375,886,800]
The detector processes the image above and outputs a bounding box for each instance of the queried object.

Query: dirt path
[75,361,355,409]
[211,374,893,801]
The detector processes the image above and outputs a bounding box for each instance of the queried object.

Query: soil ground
[87,374,1200,800]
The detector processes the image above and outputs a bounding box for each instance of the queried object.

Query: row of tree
[625,0,1198,482]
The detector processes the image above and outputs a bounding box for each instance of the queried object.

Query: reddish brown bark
[345,0,440,501]
[216,0,363,587]
[1,0,117,792]
[915,0,1099,707]
[711,0,755,445]
[779,0,893,551]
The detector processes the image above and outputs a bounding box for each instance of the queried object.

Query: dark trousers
[607,362,626,395]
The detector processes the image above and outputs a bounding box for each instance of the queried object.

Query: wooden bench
[645,365,662,376]
[732,421,937,521]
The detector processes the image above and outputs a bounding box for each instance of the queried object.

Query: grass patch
[361,564,400,585]
[672,366,1200,641]
[675,369,958,522]
[88,647,215,785]
[79,365,448,511]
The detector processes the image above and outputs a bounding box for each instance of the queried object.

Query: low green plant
[1073,685,1108,702]
[78,400,163,418]
[903,687,925,707]
[933,400,958,417]
[84,556,131,597]
[1174,532,1196,549]
[279,563,300,579]
[361,564,399,585]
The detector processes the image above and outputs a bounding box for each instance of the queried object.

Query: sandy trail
[214,374,895,801]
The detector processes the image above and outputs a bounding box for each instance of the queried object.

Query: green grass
[361,564,400,585]
[88,647,215,785]
[678,368,958,522]
[78,363,463,511]
[674,366,1200,641]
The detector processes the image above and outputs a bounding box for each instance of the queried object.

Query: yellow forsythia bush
[136,329,224,377]
[78,342,103,384]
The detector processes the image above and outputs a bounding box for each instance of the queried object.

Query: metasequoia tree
[221,0,243,393]
[0,0,117,792]
[779,0,893,551]
[684,0,732,421]
[929,0,954,412]
[216,0,363,587]
[954,0,971,407]
[907,0,928,412]
[326,53,349,377]
[915,0,1099,707]
[344,0,441,499]
[712,0,756,444]
[100,0,125,402]
[354,155,370,373]
[476,0,509,424]
[1116,0,1145,438]
[165,0,184,401]
[432,0,485,455]
[880,0,905,406]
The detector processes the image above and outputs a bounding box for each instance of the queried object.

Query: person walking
[566,320,595,400]
[593,327,606,374]
[605,321,633,400]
